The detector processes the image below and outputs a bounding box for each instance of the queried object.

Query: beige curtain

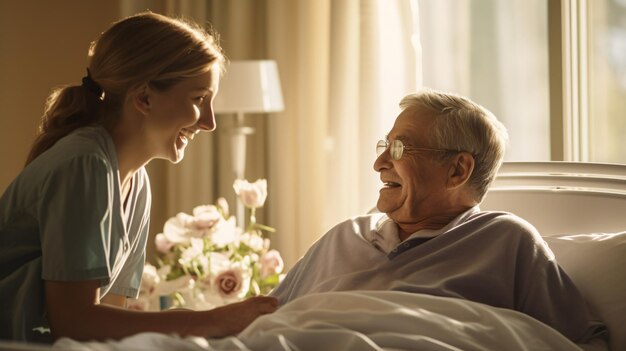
[121,0,420,267]
[266,0,420,266]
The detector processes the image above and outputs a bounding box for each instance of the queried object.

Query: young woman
[0,12,277,343]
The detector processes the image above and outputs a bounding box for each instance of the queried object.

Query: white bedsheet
[53,291,605,351]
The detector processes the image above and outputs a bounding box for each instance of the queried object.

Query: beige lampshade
[214,60,284,113]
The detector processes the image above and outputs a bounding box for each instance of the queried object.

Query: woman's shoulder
[56,125,115,157]
[31,125,116,171]
[12,126,117,195]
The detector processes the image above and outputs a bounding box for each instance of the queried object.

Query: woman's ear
[130,83,151,116]
[447,152,475,189]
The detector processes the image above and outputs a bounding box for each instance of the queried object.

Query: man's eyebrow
[389,134,410,143]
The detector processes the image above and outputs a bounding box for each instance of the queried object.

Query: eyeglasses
[376,139,457,161]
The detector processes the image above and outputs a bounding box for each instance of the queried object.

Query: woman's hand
[45,279,278,340]
[205,295,278,337]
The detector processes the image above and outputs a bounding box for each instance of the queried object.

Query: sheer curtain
[265,0,420,266]
[121,0,421,267]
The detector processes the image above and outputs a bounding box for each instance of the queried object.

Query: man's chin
[375,199,394,215]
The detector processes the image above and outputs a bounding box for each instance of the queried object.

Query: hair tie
[82,68,104,100]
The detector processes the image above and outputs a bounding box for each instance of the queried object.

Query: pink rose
[260,249,284,278]
[213,269,244,298]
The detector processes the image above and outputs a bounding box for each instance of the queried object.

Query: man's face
[373,106,452,224]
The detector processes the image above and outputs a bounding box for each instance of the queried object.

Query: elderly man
[270,89,605,344]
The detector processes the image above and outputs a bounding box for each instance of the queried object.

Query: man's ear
[447,152,475,189]
[130,83,151,116]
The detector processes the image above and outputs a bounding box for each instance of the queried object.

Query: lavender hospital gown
[270,207,606,343]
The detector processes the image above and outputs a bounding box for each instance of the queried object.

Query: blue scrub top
[0,125,151,342]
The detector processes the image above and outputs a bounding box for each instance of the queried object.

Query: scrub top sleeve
[40,155,115,283]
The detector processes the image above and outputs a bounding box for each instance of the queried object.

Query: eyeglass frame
[376,138,462,161]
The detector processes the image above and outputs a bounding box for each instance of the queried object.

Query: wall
[0,1,121,192]
[0,2,217,262]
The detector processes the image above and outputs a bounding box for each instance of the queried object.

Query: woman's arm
[45,280,277,342]
[100,293,127,308]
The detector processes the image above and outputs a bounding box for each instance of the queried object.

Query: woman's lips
[176,133,188,148]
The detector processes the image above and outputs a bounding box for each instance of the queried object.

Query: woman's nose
[197,102,216,132]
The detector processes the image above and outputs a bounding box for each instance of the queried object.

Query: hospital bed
[480,161,626,351]
[1,161,624,351]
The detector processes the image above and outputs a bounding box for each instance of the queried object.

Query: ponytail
[25,12,225,166]
[25,72,104,166]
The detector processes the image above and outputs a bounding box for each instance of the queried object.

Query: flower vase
[159,295,172,310]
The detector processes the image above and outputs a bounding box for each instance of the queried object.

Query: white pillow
[544,232,626,351]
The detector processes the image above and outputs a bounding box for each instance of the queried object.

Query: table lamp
[214,60,284,226]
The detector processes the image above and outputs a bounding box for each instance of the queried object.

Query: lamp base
[231,123,256,229]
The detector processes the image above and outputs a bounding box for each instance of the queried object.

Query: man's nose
[373,148,391,172]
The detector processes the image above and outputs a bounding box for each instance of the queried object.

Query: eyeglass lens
[376,139,404,160]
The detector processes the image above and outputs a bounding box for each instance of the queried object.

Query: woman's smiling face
[145,64,220,163]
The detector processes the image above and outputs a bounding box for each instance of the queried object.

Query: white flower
[216,197,230,218]
[210,216,239,248]
[178,238,208,273]
[240,231,265,251]
[233,179,268,209]
[161,214,197,246]
[207,252,232,274]
[141,179,282,311]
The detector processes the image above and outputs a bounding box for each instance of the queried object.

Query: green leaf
[253,223,276,233]
[260,273,280,287]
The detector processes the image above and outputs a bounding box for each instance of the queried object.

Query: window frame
[549,0,593,162]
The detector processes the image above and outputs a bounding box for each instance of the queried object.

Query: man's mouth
[383,181,401,188]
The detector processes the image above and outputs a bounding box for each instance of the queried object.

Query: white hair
[399,88,509,201]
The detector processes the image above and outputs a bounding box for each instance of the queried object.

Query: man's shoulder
[461,209,544,244]
[469,209,537,229]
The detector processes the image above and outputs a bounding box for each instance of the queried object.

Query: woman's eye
[194,96,206,104]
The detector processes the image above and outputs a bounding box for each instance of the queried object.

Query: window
[416,0,626,163]
[588,0,626,163]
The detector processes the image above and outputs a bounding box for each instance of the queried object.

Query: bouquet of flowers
[129,179,284,311]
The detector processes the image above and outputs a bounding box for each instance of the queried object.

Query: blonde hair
[26,12,225,165]
[399,88,508,201]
